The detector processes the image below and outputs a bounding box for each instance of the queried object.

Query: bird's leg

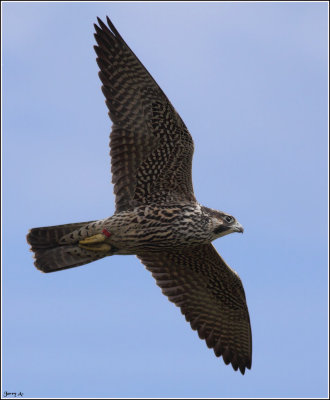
[78,229,113,252]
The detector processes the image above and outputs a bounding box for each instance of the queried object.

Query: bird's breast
[105,204,213,252]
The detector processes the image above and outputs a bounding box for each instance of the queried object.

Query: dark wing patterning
[94,17,196,213]
[137,244,252,374]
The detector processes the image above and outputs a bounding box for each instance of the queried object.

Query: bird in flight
[27,16,252,374]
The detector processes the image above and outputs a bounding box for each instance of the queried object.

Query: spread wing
[94,17,196,213]
[137,244,252,374]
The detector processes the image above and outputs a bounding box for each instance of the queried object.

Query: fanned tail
[27,221,107,273]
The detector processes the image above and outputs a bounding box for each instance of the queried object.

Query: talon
[79,234,106,245]
[79,243,112,252]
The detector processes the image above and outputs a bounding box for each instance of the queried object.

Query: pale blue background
[3,2,328,398]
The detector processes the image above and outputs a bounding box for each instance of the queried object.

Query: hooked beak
[232,221,244,233]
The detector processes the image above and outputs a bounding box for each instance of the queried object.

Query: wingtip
[106,16,112,27]
[106,16,117,33]
[237,357,252,375]
[96,16,110,33]
[94,16,121,43]
[239,365,246,375]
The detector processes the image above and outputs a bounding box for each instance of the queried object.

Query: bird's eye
[225,216,233,223]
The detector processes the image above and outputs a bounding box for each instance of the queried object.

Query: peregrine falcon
[27,17,252,374]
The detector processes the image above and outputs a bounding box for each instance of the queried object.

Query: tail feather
[27,221,94,251]
[27,221,107,273]
[33,245,106,273]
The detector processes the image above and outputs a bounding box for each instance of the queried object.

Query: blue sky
[2,1,328,398]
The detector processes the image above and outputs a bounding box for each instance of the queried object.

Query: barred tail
[27,221,106,273]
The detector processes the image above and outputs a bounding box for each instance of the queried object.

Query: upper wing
[137,244,252,374]
[94,17,196,213]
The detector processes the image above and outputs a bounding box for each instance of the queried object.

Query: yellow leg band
[78,233,112,252]
[79,243,112,252]
[79,234,106,245]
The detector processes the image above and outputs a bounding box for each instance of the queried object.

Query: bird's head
[203,207,244,240]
